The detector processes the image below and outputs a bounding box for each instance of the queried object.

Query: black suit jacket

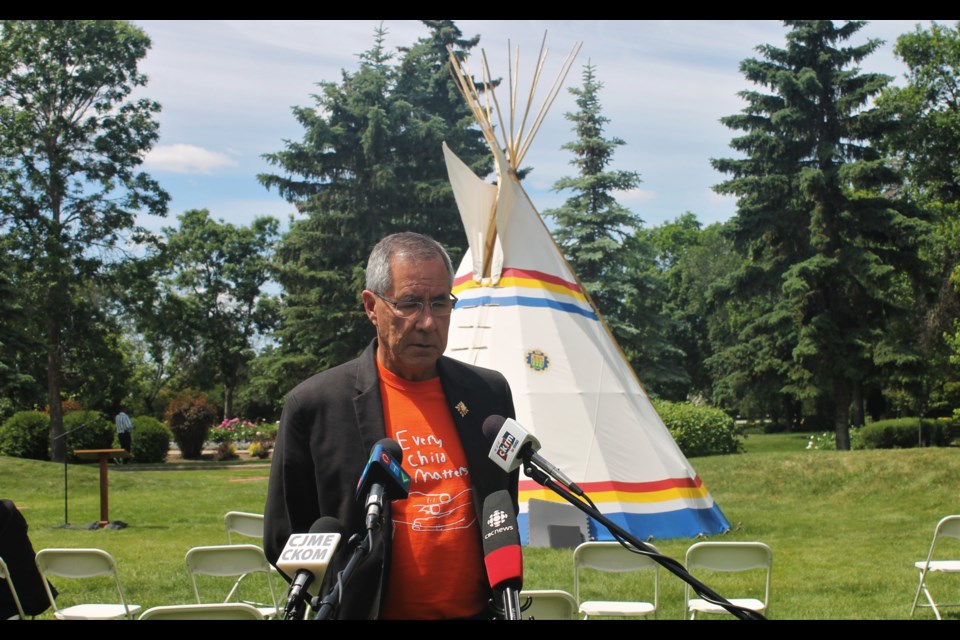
[263,339,518,619]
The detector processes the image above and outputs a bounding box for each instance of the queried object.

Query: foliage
[710,20,930,449]
[0,410,49,460]
[637,217,744,402]
[164,394,218,459]
[213,441,237,461]
[154,210,280,419]
[541,63,673,394]
[878,22,960,419]
[259,21,490,387]
[130,415,171,463]
[653,400,744,457]
[859,418,953,449]
[209,417,265,444]
[0,20,168,462]
[247,440,272,460]
[62,410,114,462]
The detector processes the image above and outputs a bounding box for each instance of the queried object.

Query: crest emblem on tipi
[442,36,730,544]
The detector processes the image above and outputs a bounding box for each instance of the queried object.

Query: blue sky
[132,20,942,239]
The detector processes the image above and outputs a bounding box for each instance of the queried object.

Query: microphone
[482,415,584,497]
[354,438,410,531]
[275,516,345,620]
[481,489,523,620]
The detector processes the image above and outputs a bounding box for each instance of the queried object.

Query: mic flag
[482,415,541,473]
[482,414,584,497]
[354,438,411,503]
[481,489,523,591]
[276,516,345,598]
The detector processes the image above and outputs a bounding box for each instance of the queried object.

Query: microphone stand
[522,460,766,620]
[313,531,373,620]
[51,415,106,529]
[499,586,522,620]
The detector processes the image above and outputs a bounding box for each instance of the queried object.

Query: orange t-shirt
[377,362,488,620]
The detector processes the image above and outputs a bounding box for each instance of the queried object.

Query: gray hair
[365,232,455,294]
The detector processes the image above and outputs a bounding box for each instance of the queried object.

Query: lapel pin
[455,401,469,417]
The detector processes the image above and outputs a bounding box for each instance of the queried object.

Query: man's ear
[361,290,378,325]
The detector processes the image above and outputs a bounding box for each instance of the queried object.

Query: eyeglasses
[373,292,459,318]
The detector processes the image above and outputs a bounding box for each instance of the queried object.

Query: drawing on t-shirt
[393,489,476,532]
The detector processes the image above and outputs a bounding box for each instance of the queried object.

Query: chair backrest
[34,548,136,618]
[686,541,773,573]
[684,541,772,612]
[139,602,265,620]
[573,541,660,607]
[224,512,264,544]
[0,556,26,619]
[520,589,578,620]
[919,515,960,566]
[184,544,278,614]
[933,515,960,543]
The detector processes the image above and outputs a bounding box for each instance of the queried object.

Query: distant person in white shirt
[115,409,133,463]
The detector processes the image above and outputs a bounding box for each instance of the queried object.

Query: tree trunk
[833,376,852,451]
[48,317,65,463]
[223,383,233,421]
[852,379,864,427]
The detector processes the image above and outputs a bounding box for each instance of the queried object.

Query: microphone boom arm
[522,460,765,620]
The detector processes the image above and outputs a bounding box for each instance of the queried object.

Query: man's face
[362,255,451,381]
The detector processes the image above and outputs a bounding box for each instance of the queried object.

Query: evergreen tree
[711,20,930,448]
[259,22,489,387]
[542,62,670,387]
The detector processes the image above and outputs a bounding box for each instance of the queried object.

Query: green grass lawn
[2,436,959,620]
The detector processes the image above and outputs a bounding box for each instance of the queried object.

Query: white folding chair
[573,541,659,619]
[683,541,772,619]
[0,556,26,620]
[911,514,960,620]
[34,548,141,620]
[184,544,280,619]
[520,589,578,620]
[224,511,264,545]
[139,602,265,620]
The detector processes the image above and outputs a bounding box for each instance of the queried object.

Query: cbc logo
[487,509,508,529]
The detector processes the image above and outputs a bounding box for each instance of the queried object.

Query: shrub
[0,410,49,460]
[214,441,237,461]
[209,419,238,444]
[860,418,952,449]
[63,411,114,462]
[164,394,218,459]
[654,400,744,457]
[248,440,272,459]
[131,416,172,464]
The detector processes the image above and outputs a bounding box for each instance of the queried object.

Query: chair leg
[910,570,924,617]
[912,569,942,620]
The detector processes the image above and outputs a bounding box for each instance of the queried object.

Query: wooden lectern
[73,448,131,527]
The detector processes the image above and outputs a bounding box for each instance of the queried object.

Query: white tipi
[442,37,731,545]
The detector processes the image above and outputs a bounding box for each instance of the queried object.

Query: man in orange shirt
[265,232,518,619]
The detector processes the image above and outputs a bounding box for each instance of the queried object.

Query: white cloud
[144,144,238,174]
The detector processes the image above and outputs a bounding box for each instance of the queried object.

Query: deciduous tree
[0,20,168,461]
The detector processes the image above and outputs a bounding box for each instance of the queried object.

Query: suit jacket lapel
[353,339,387,456]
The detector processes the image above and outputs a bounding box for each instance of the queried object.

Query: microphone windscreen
[378,437,402,461]
[484,416,540,473]
[355,438,411,502]
[481,490,523,590]
[275,517,346,596]
[482,415,508,443]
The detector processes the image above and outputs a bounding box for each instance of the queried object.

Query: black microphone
[481,489,523,620]
[482,415,584,497]
[354,438,410,531]
[275,516,346,620]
